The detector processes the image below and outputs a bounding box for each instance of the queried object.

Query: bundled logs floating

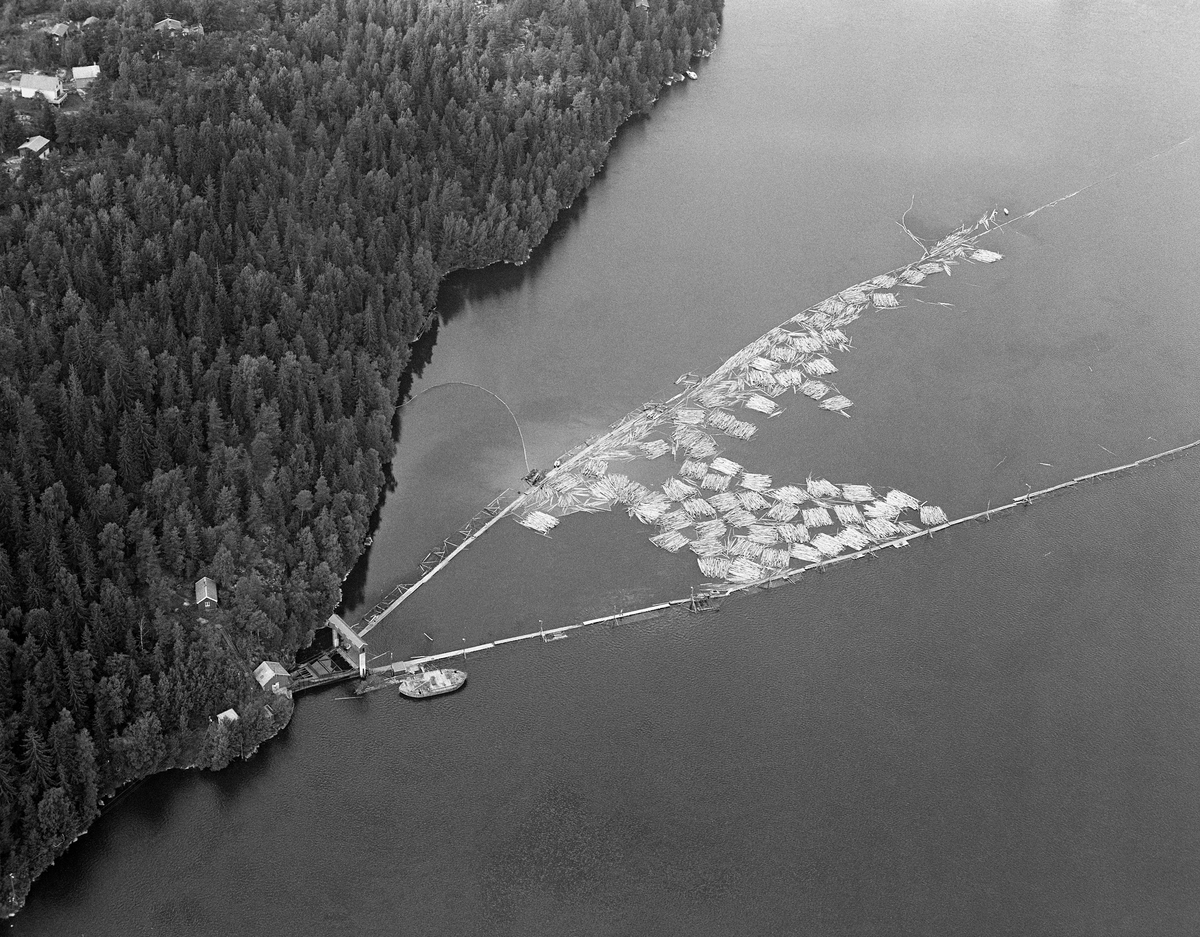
[512,215,1005,577]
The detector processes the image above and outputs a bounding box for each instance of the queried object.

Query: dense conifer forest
[0,0,722,914]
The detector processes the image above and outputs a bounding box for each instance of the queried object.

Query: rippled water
[14,1,1200,934]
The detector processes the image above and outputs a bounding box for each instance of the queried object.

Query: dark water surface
[13,1,1200,934]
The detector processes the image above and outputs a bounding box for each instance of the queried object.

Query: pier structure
[289,490,523,694]
[349,436,1200,681]
[355,489,521,638]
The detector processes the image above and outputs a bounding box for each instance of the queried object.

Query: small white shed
[195,576,218,608]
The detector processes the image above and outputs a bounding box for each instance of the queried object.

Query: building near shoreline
[254,661,291,694]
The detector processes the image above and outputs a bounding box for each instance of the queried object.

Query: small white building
[254,660,291,693]
[19,74,64,103]
[153,17,184,33]
[72,64,101,95]
[216,708,239,725]
[43,23,69,40]
[82,15,100,27]
[18,135,50,159]
[195,576,218,608]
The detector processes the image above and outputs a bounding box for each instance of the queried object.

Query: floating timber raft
[699,435,1200,598]
[368,435,1200,676]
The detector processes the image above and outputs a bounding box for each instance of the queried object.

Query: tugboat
[397,667,467,699]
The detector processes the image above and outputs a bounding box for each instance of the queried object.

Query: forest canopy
[0,0,722,915]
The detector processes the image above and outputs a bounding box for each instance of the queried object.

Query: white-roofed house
[216,708,239,725]
[71,63,101,94]
[43,23,69,40]
[254,661,291,694]
[153,16,184,33]
[18,136,50,159]
[194,576,218,608]
[19,73,64,103]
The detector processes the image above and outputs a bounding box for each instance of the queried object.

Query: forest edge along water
[0,0,724,918]
[12,0,1200,931]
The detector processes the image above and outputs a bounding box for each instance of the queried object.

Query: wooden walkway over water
[354,489,522,638]
[288,428,1200,696]
[359,435,1200,678]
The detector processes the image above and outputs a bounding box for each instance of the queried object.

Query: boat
[685,69,698,80]
[397,667,467,699]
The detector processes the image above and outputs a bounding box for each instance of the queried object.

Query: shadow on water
[18,719,296,924]
[435,113,653,321]
[435,185,594,323]
[339,112,656,615]
[336,318,446,610]
[339,380,529,614]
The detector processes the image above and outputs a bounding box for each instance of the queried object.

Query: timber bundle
[512,214,1004,580]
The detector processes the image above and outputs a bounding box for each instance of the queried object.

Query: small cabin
[194,576,218,608]
[153,16,184,33]
[43,23,69,40]
[254,660,291,693]
[216,708,239,725]
[71,63,101,94]
[18,136,50,159]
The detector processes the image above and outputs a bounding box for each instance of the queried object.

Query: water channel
[12,1,1200,933]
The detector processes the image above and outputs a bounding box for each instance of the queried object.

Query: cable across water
[400,381,530,472]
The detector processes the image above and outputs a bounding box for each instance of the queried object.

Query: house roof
[217,708,239,723]
[72,64,100,80]
[195,576,218,603]
[82,15,100,25]
[44,23,69,38]
[254,661,289,687]
[20,74,61,92]
[18,135,50,154]
[154,17,183,30]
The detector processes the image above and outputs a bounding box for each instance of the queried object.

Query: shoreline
[0,28,725,921]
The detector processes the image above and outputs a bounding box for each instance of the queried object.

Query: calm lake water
[13,1,1200,934]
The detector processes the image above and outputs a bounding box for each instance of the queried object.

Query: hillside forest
[0,0,723,915]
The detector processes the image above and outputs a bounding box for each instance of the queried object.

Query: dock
[373,597,712,675]
[345,435,1200,678]
[288,401,1200,697]
[289,489,523,694]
